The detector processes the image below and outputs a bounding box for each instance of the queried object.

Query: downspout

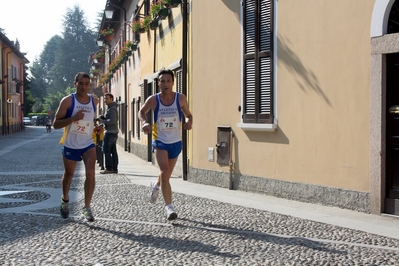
[182,0,188,180]
[1,47,7,135]
[5,50,12,135]
[20,62,25,130]
[122,6,128,152]
[148,18,157,162]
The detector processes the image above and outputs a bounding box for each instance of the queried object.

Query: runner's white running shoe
[165,204,177,220]
[150,180,160,204]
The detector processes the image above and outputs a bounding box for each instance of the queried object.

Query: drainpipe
[182,0,188,180]
[147,19,157,163]
[20,62,25,130]
[1,47,7,135]
[5,50,12,135]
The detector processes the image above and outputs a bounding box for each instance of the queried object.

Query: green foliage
[44,86,75,113]
[94,51,104,58]
[27,5,98,110]
[143,16,151,30]
[31,98,45,113]
[23,89,35,115]
[27,112,48,117]
[132,20,142,32]
[150,1,163,18]
[100,28,114,36]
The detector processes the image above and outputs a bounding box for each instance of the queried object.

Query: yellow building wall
[155,8,183,71]
[191,0,375,192]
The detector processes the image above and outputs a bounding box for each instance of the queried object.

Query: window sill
[236,123,277,132]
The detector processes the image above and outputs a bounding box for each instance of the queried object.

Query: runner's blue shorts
[62,144,95,161]
[152,140,182,159]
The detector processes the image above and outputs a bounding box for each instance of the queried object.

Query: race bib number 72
[70,120,91,136]
[159,116,179,131]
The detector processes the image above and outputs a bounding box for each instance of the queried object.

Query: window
[134,5,141,43]
[388,0,399,34]
[12,65,17,80]
[242,0,274,124]
[120,103,126,134]
[131,99,135,138]
[175,69,182,94]
[145,0,151,16]
[136,96,141,140]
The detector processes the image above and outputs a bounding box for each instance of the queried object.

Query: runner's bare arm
[53,96,86,129]
[179,94,193,130]
[138,95,156,134]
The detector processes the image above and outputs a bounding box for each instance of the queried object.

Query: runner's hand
[72,109,86,121]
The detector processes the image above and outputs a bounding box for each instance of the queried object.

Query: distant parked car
[36,116,46,126]
[23,117,30,125]
[30,116,37,125]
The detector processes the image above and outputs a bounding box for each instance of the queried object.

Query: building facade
[94,0,399,216]
[0,33,29,136]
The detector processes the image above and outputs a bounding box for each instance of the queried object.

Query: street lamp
[96,39,104,47]
[105,5,114,20]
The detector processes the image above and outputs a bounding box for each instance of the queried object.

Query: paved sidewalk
[117,148,399,240]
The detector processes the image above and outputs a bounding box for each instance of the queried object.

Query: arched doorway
[370,0,399,215]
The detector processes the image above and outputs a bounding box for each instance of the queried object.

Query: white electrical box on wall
[208,147,214,162]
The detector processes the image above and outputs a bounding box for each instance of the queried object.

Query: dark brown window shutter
[136,96,141,140]
[243,0,274,124]
[131,98,135,138]
[176,70,183,94]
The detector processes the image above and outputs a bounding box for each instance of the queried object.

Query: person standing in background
[99,93,119,174]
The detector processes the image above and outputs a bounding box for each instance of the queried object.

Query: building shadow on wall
[278,34,331,107]
[221,0,241,19]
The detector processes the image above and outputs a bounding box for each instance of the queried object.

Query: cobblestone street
[1,127,399,265]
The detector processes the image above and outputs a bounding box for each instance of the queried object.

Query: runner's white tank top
[152,92,182,144]
[64,94,96,149]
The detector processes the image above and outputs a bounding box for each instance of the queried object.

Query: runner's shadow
[80,221,239,259]
[175,218,347,255]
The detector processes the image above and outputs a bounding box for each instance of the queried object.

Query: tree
[29,36,62,99]
[49,5,98,93]
[26,5,99,113]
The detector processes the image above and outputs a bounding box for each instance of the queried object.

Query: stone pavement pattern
[1,127,399,265]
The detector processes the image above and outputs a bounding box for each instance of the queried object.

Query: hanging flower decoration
[100,28,114,36]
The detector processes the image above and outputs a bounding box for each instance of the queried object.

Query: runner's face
[158,74,174,92]
[75,77,90,94]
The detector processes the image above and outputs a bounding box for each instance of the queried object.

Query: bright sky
[0,0,106,64]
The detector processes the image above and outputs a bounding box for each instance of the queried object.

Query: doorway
[385,52,399,215]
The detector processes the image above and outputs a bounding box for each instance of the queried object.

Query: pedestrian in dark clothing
[99,93,119,174]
